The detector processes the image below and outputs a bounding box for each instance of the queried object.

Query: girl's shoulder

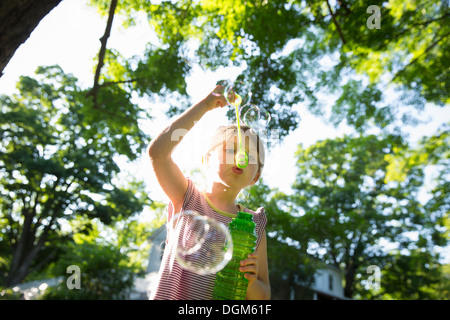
[238,204,267,224]
[238,204,267,249]
[167,177,206,221]
[238,204,264,214]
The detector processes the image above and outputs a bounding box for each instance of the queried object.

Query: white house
[144,225,167,298]
[310,265,346,300]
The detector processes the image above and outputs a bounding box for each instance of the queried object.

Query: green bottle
[213,211,257,300]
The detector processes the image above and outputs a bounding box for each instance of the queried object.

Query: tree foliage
[0,0,448,300]
[289,133,448,298]
[0,65,150,286]
[242,130,449,299]
[40,242,135,300]
[84,0,449,136]
[1,1,448,135]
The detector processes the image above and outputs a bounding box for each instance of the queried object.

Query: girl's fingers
[240,252,259,277]
[208,85,228,109]
[240,257,257,267]
[240,252,258,266]
[244,272,258,281]
[248,252,258,259]
[239,265,257,274]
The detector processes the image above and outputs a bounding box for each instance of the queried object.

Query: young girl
[148,85,270,300]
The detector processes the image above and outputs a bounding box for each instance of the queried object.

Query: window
[328,274,333,291]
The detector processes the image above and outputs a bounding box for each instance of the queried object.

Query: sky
[1,0,449,261]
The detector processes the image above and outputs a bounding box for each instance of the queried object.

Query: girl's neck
[203,182,240,214]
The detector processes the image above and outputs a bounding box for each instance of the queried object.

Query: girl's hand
[239,252,259,283]
[202,85,230,111]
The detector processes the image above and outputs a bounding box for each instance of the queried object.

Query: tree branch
[87,0,118,107]
[0,0,63,77]
[325,0,346,45]
[389,12,450,42]
[390,29,450,84]
[96,77,143,88]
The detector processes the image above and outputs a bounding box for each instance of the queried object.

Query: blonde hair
[204,125,265,175]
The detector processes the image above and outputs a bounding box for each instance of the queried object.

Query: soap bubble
[168,210,233,275]
[240,104,272,134]
[220,80,252,107]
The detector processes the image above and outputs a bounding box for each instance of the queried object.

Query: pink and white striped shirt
[150,178,267,300]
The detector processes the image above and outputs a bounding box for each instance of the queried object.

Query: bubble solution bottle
[213,211,257,300]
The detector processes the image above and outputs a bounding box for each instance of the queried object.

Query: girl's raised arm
[147,86,228,213]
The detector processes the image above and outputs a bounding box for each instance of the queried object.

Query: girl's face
[205,133,260,190]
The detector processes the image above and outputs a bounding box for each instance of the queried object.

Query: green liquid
[213,212,257,300]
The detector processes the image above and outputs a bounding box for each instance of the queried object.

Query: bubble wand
[222,80,270,169]
[230,94,249,169]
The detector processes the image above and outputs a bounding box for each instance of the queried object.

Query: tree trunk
[5,207,38,287]
[0,0,63,77]
[344,263,356,298]
[5,201,58,287]
[6,246,41,287]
